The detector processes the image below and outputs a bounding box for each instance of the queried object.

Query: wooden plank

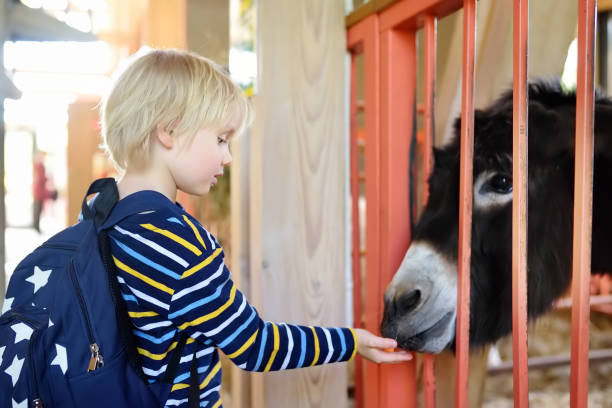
[249,91,264,408]
[142,0,187,49]
[230,129,252,408]
[67,99,101,225]
[254,0,349,406]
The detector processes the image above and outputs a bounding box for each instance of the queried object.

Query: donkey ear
[531,100,612,159]
[529,101,573,159]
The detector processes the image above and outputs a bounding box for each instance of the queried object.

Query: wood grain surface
[249,0,350,406]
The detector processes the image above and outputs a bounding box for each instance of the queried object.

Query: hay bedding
[483,310,612,408]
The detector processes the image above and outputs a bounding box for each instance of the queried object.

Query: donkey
[380,79,612,353]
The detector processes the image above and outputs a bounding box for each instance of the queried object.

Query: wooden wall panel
[67,99,102,225]
[250,0,350,406]
[142,0,187,49]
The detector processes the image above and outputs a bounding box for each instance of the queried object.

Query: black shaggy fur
[411,79,612,348]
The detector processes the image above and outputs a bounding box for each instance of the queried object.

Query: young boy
[101,49,411,408]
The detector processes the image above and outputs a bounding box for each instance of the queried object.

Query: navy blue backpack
[0,178,193,407]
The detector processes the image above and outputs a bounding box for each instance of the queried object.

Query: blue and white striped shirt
[108,191,357,408]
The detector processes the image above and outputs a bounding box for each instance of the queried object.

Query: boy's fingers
[372,349,413,363]
[375,349,413,363]
[368,336,397,350]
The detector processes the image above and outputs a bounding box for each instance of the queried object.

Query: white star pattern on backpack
[25,266,52,293]
[51,344,68,375]
[2,297,13,314]
[4,355,24,386]
[12,398,27,408]
[10,324,33,344]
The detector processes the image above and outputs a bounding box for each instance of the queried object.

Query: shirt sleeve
[111,210,357,372]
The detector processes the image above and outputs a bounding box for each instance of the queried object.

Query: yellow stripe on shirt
[181,248,222,279]
[171,360,222,392]
[182,215,207,250]
[177,284,237,330]
[128,311,159,318]
[348,328,358,361]
[200,361,221,389]
[263,323,280,372]
[140,223,202,256]
[211,399,222,408]
[309,326,320,366]
[170,383,189,392]
[113,256,174,295]
[138,337,195,361]
[226,329,259,359]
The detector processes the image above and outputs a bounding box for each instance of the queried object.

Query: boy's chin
[180,185,211,196]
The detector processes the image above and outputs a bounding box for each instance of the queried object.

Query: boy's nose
[223,151,232,166]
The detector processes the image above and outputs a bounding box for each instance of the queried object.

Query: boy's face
[169,115,237,196]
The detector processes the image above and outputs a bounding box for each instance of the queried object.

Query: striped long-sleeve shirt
[107,191,357,408]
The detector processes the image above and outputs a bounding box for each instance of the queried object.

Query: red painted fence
[347,1,601,407]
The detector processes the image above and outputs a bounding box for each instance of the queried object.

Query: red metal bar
[348,14,382,408]
[349,51,364,408]
[489,348,612,375]
[570,1,597,406]
[455,1,476,407]
[422,13,437,408]
[423,13,436,201]
[379,0,463,31]
[511,1,529,407]
[422,355,436,408]
[378,27,418,408]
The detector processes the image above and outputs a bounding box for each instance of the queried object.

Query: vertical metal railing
[422,12,438,408]
[455,1,476,407]
[347,14,382,408]
[349,48,364,408]
[511,0,529,407]
[348,0,600,407]
[378,26,418,408]
[570,1,597,407]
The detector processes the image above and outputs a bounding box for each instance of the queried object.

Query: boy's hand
[354,328,413,364]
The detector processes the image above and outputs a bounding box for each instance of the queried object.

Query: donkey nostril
[395,289,421,315]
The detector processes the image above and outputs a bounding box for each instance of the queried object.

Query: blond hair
[101,49,252,171]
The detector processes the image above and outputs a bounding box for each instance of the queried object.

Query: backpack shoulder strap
[99,190,171,231]
[81,178,119,227]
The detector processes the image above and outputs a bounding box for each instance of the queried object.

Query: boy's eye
[217,137,227,144]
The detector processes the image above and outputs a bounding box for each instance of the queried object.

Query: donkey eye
[488,174,512,194]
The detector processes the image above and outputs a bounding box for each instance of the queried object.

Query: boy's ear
[156,125,174,149]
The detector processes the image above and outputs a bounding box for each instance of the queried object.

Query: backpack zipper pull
[87,343,104,372]
[33,398,44,407]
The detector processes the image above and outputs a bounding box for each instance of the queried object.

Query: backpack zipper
[38,241,104,371]
[39,243,78,251]
[29,330,44,407]
[1,312,45,406]
[68,260,104,372]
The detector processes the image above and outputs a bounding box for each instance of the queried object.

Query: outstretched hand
[354,328,413,364]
